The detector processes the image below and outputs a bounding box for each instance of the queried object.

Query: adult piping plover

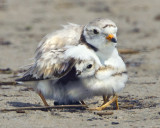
[16,18,118,106]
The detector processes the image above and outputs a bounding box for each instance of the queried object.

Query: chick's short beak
[106,34,117,43]
[76,70,81,76]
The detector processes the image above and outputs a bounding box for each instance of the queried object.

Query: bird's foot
[88,95,118,111]
[87,107,103,111]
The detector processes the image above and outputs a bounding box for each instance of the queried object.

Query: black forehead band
[103,24,116,28]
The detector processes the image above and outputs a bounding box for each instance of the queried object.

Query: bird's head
[75,59,99,78]
[82,18,118,51]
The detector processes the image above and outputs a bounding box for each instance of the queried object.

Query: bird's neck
[80,31,99,52]
[96,43,116,64]
[79,32,116,64]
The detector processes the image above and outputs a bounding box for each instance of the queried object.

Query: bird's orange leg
[88,95,118,111]
[115,94,119,110]
[37,91,49,106]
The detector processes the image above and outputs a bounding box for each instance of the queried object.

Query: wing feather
[19,51,76,81]
[17,24,83,82]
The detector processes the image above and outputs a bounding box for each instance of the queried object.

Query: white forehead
[103,25,118,34]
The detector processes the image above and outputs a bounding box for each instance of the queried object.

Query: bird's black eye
[87,64,92,69]
[93,29,99,34]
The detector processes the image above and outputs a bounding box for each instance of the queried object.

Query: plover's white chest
[96,44,116,65]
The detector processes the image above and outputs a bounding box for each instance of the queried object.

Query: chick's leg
[80,100,86,105]
[88,95,118,111]
[101,95,110,105]
[80,100,89,108]
[115,94,119,110]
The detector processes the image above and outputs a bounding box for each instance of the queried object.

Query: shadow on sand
[7,101,41,107]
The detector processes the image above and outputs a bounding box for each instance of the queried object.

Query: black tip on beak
[111,38,117,43]
[106,34,117,43]
[76,70,81,76]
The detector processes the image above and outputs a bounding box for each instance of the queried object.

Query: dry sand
[0,0,160,127]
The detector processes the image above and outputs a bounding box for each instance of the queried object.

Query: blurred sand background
[0,0,160,127]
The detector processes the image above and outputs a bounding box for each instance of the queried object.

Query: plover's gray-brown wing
[16,24,83,82]
[16,47,77,82]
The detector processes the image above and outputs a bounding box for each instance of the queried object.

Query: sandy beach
[0,0,160,127]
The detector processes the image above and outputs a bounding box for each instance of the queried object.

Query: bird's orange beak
[106,34,117,43]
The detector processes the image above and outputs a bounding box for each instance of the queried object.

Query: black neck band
[80,30,98,52]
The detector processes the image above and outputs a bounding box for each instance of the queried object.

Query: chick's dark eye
[93,29,99,34]
[87,64,92,69]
